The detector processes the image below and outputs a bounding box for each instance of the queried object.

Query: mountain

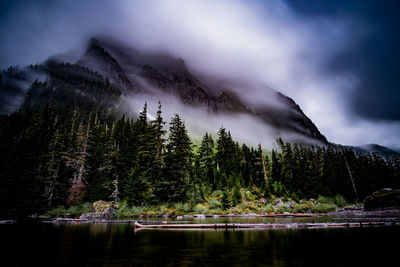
[0,37,327,145]
[349,144,400,158]
[75,37,327,144]
[76,38,136,93]
[2,38,400,220]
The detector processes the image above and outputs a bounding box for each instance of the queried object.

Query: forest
[1,98,400,219]
[1,63,400,219]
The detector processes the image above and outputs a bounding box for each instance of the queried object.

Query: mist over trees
[0,62,399,219]
[1,96,399,218]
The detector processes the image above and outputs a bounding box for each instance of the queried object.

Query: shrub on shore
[45,190,349,218]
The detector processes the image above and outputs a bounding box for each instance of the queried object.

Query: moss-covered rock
[364,188,400,211]
[93,200,113,213]
[79,200,115,219]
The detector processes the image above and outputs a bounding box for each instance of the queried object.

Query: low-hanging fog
[127,80,322,149]
[1,0,399,147]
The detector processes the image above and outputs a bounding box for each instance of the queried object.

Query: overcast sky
[0,0,399,147]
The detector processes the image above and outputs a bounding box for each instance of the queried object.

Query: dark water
[2,222,399,266]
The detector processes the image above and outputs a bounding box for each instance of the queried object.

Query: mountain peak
[73,37,328,144]
[87,37,101,48]
[77,37,136,92]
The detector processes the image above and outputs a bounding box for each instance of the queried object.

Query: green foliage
[208,198,221,209]
[212,190,223,198]
[317,195,335,205]
[173,203,191,215]
[46,206,68,217]
[114,201,144,218]
[270,181,285,197]
[1,76,400,219]
[92,200,113,213]
[193,203,209,214]
[232,187,242,206]
[317,195,347,207]
[160,114,193,202]
[275,204,290,214]
[310,203,337,213]
[334,195,347,207]
[46,202,92,218]
[221,190,231,210]
[292,203,311,213]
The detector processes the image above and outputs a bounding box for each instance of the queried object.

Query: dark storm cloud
[287,0,400,122]
[0,0,399,146]
[0,0,109,67]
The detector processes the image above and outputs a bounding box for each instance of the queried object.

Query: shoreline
[42,218,400,230]
[3,208,400,226]
[46,208,400,225]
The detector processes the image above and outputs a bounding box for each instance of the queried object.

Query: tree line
[1,101,399,219]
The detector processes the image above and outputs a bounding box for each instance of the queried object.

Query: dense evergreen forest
[1,62,400,219]
[1,101,400,218]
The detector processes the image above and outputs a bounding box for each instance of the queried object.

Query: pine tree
[232,186,242,206]
[107,141,120,204]
[196,133,216,188]
[240,143,252,187]
[151,102,167,202]
[221,189,231,210]
[271,150,281,182]
[65,117,91,206]
[86,116,111,202]
[153,102,167,160]
[42,127,65,207]
[253,144,266,189]
[162,114,193,202]
[128,103,157,204]
[111,115,135,201]
[216,127,236,187]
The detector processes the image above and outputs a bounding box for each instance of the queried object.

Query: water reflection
[2,223,399,266]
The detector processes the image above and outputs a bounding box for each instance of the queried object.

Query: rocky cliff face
[0,37,328,144]
[77,38,136,93]
[75,38,327,144]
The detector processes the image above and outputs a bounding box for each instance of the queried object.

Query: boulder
[80,201,115,220]
[287,201,296,209]
[364,188,400,211]
[79,212,100,220]
[93,200,113,213]
[274,198,284,208]
[102,207,115,218]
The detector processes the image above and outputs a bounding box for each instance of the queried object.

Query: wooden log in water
[53,218,88,223]
[50,219,184,224]
[48,219,400,228]
[333,217,400,223]
[134,222,244,229]
[256,213,316,217]
[133,221,395,229]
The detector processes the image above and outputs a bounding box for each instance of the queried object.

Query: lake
[2,219,399,266]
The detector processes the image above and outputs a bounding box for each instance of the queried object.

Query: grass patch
[46,202,92,218]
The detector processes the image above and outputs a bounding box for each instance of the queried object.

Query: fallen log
[333,217,400,223]
[133,221,397,230]
[49,219,187,224]
[256,213,316,217]
[134,221,244,229]
[53,218,88,223]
